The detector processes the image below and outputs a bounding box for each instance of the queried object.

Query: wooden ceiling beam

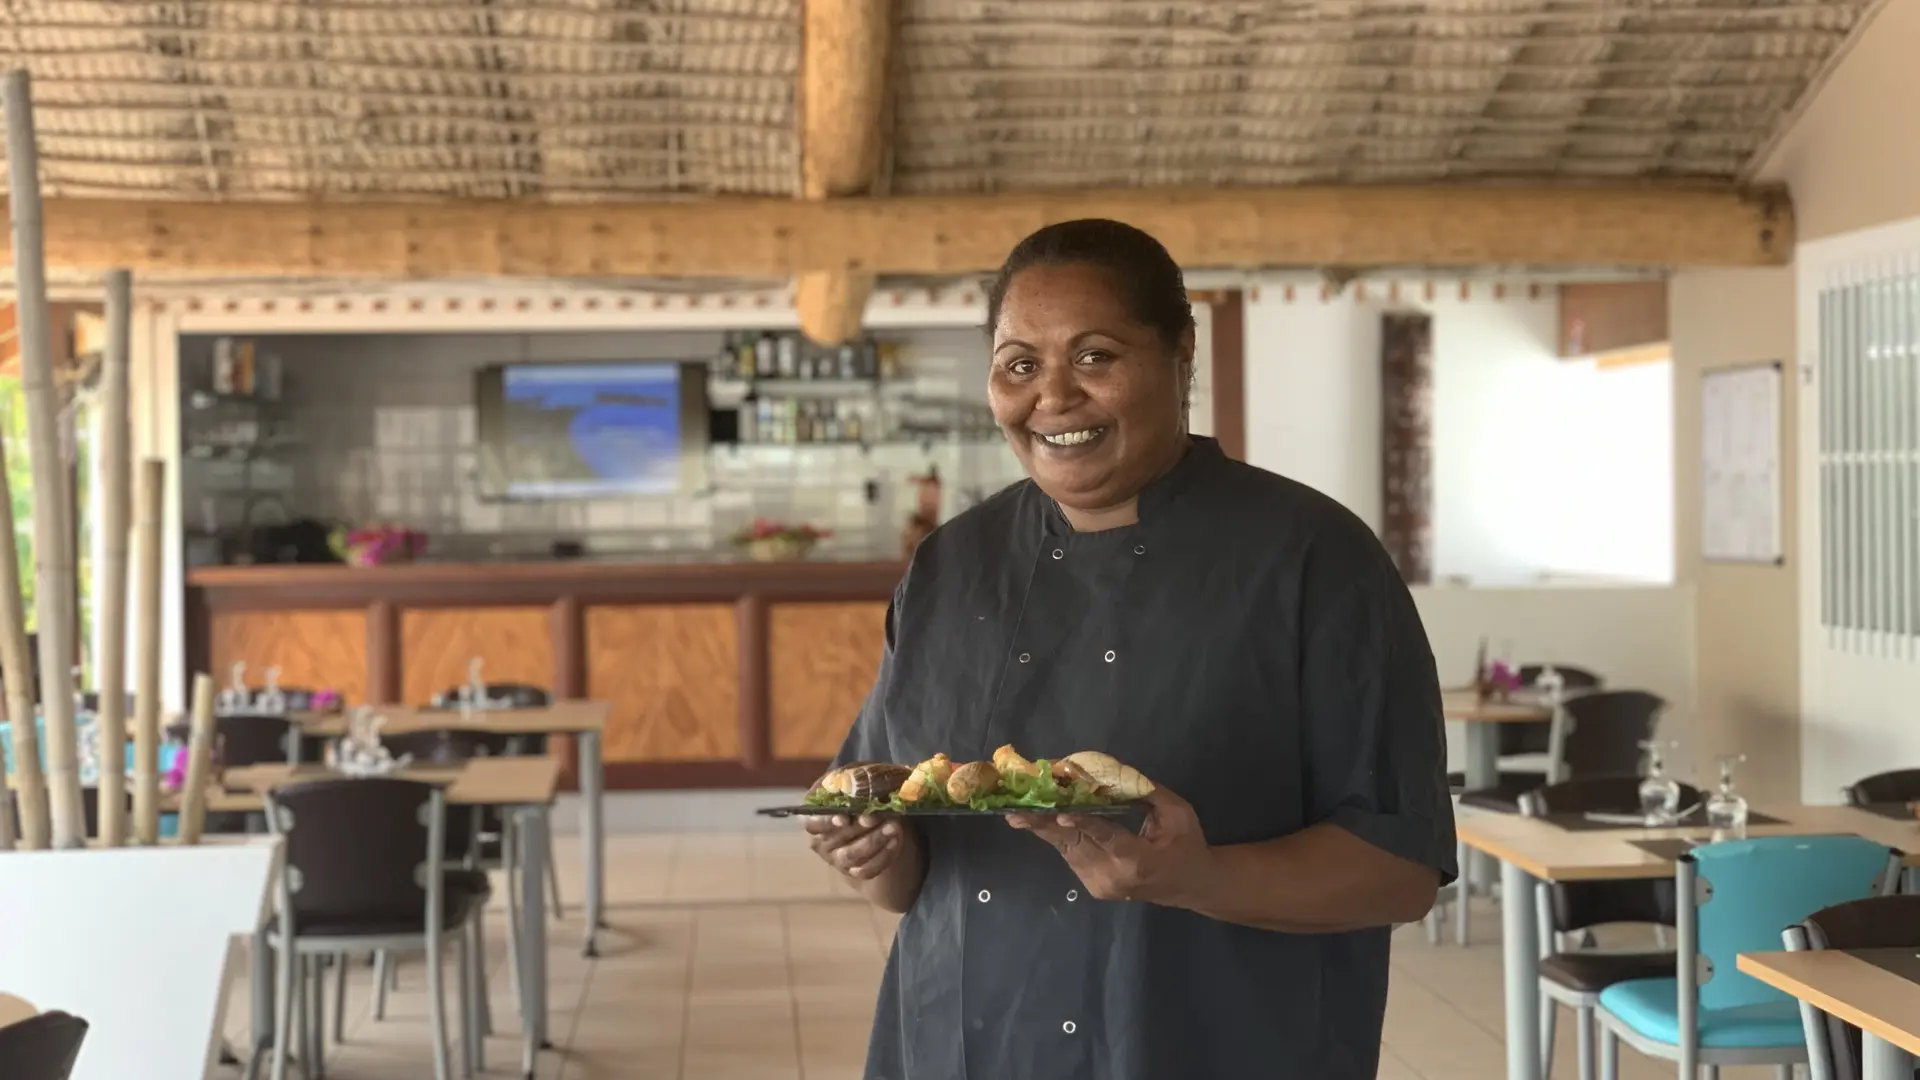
[0,184,1791,279]
[795,0,892,346]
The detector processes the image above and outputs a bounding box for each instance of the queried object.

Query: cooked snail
[814,762,913,801]
[1061,751,1154,801]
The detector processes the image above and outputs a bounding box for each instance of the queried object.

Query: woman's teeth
[1037,428,1104,447]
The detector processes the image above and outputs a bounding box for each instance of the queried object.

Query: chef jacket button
[1103,649,1116,662]
[1133,544,1146,555]
[1052,548,1064,560]
[969,1018,984,1031]
[1018,652,1031,664]
[1066,889,1079,902]
[978,889,991,903]
[1062,1021,1077,1034]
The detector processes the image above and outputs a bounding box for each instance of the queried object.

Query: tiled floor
[225,832,1798,1079]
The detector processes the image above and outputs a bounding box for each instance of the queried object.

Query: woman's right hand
[806,814,908,879]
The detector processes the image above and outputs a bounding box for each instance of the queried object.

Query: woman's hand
[806,813,907,879]
[1008,786,1215,908]
[806,813,926,914]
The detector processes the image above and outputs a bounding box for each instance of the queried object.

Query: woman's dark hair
[985,219,1194,348]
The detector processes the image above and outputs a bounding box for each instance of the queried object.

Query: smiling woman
[804,219,1457,1080]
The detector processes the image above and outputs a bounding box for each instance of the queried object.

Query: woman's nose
[1034,362,1085,411]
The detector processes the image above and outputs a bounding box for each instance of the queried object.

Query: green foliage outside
[0,375,96,680]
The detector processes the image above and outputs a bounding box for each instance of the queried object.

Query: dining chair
[1520,778,1685,1080]
[1781,893,1920,1080]
[1594,834,1901,1080]
[1841,769,1920,808]
[362,730,511,1039]
[1446,663,1605,789]
[0,1009,89,1080]
[430,682,564,917]
[1441,690,1667,946]
[211,713,302,833]
[264,777,490,1080]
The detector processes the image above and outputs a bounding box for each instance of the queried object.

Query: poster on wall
[1700,361,1783,564]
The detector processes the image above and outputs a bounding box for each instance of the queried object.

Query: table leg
[579,730,606,957]
[1464,723,1501,889]
[249,922,272,1077]
[1501,857,1543,1080]
[518,803,551,1078]
[1864,1033,1915,1080]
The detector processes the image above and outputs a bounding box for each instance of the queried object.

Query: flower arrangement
[732,519,831,562]
[329,524,427,568]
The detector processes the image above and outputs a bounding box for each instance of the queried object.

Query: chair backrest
[0,1009,89,1080]
[1789,894,1920,1080]
[215,714,298,767]
[1522,778,1687,932]
[430,682,551,709]
[1841,768,1920,807]
[382,729,514,765]
[1560,690,1665,778]
[1518,663,1604,691]
[266,777,443,934]
[1682,835,1896,1013]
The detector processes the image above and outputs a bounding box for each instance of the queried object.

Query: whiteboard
[1701,362,1783,563]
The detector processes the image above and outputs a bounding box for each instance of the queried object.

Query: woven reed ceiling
[0,0,1879,201]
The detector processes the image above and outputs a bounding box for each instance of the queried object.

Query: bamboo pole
[93,270,132,847]
[176,673,216,846]
[131,458,164,844]
[4,69,84,848]
[0,439,42,850]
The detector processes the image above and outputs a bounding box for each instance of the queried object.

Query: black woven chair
[1842,768,1920,808]
[1522,778,1692,1080]
[1785,894,1920,1080]
[430,682,563,916]
[0,1009,89,1080]
[265,777,489,1080]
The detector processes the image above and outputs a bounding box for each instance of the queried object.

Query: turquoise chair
[1594,834,1901,1079]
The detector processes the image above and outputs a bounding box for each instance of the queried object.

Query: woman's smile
[1031,425,1110,453]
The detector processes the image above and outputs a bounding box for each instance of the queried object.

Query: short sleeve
[831,578,904,768]
[1298,537,1458,886]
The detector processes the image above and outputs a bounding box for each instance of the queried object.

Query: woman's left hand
[1008,786,1215,908]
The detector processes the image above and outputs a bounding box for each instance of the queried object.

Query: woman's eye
[1007,358,1038,376]
[1076,350,1112,365]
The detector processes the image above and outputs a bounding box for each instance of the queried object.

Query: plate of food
[757,745,1153,818]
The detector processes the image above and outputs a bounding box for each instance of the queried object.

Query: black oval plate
[756,803,1144,819]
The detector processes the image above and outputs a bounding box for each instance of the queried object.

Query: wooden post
[1380,312,1436,584]
[0,385,44,850]
[94,270,133,847]
[176,673,216,845]
[131,458,165,844]
[4,69,84,848]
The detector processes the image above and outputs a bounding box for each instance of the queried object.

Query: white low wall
[1412,583,1699,777]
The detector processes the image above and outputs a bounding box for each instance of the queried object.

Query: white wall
[1242,277,1674,585]
[1414,583,1698,778]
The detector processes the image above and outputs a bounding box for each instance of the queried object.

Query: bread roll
[899,753,954,803]
[1062,751,1154,800]
[947,760,1000,802]
[992,744,1041,779]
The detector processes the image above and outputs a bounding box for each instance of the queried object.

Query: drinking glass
[1705,754,1750,838]
[1638,739,1683,826]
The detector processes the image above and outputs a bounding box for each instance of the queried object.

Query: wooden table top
[1739,949,1920,1058]
[0,992,36,1030]
[291,701,610,737]
[162,755,562,814]
[1456,803,1920,882]
[1442,689,1553,723]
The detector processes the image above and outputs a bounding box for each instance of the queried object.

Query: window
[1818,270,1920,645]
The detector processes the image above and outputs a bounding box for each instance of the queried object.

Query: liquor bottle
[738,395,758,444]
[776,333,799,378]
[837,343,858,380]
[736,333,757,380]
[755,332,777,378]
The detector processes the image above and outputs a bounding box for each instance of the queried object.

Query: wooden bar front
[185,559,900,790]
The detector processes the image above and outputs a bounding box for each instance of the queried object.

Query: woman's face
[989,263,1194,514]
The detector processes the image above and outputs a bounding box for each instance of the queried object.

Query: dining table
[1739,948,1920,1080]
[176,699,613,958]
[192,756,562,1080]
[1456,801,1920,1080]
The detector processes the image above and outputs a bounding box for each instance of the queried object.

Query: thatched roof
[0,0,1882,201]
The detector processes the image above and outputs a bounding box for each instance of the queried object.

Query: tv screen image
[485,362,688,498]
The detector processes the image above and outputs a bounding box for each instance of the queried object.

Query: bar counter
[185,556,904,789]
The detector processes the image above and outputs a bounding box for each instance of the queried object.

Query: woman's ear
[1176,322,1197,410]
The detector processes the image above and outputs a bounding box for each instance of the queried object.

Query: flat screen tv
[474,360,707,500]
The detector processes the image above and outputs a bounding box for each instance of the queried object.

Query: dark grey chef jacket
[834,436,1457,1080]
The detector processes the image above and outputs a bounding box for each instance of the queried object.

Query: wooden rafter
[0,183,1791,279]
[795,0,893,345]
